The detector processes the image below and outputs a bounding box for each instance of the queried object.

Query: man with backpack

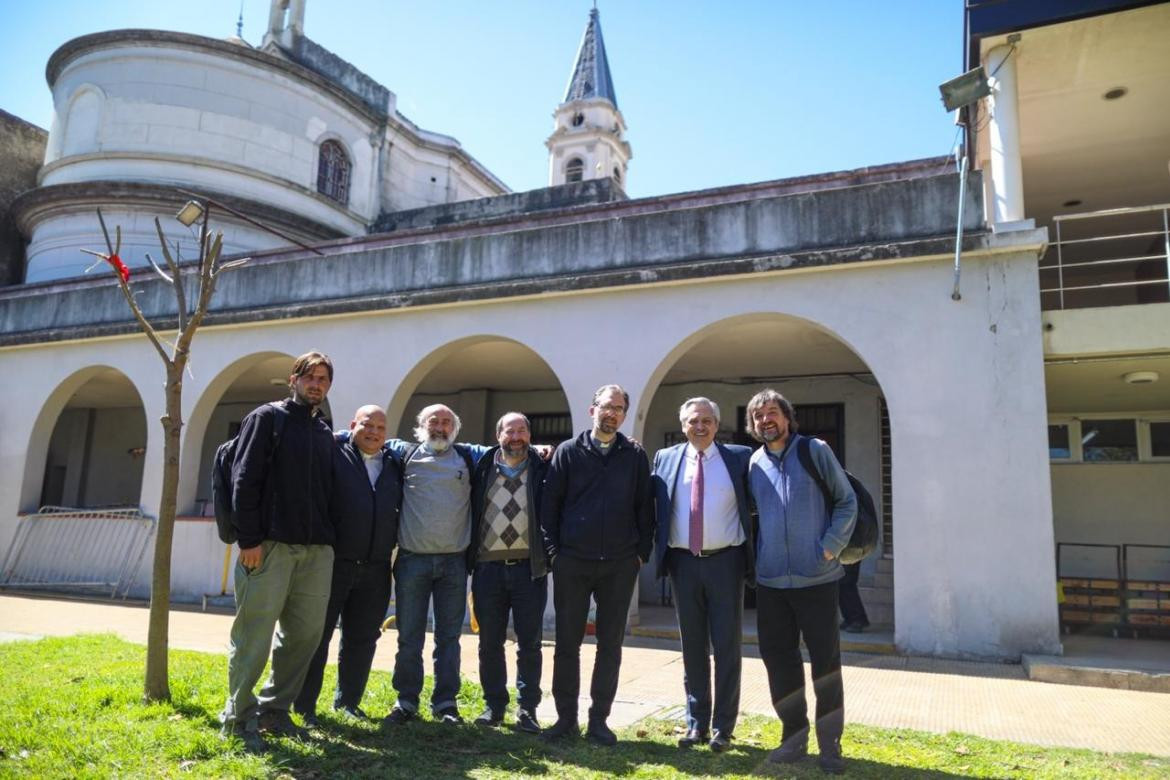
[745,389,856,775]
[293,404,402,725]
[220,351,337,751]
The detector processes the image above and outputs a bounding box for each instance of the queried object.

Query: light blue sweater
[748,435,857,589]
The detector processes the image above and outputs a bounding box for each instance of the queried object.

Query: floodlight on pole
[939,67,990,112]
[175,200,205,227]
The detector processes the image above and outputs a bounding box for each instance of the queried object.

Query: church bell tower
[546,7,631,189]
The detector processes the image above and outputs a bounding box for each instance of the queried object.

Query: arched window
[612,166,621,184]
[317,140,351,204]
[565,158,584,183]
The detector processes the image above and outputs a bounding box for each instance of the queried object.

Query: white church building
[1,0,1167,661]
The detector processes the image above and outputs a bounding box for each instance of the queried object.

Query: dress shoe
[542,717,580,741]
[708,730,732,752]
[840,619,869,633]
[586,719,617,747]
[818,738,846,774]
[334,705,369,722]
[768,734,809,764]
[515,709,541,734]
[474,708,503,727]
[257,710,308,740]
[677,727,708,748]
[221,718,265,753]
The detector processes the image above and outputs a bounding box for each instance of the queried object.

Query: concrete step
[862,601,894,626]
[875,556,895,575]
[858,585,892,605]
[1022,654,1170,693]
[869,571,894,589]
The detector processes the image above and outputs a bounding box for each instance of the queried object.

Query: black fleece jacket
[231,398,335,549]
[331,440,403,563]
[540,431,654,563]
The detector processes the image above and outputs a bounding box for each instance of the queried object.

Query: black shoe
[586,719,617,747]
[709,730,732,752]
[474,708,503,727]
[301,712,320,728]
[257,710,308,740]
[677,727,708,748]
[841,620,869,633]
[515,709,541,734]
[335,705,369,722]
[768,734,809,764]
[542,717,580,741]
[818,740,846,774]
[221,719,265,753]
[381,706,415,727]
[436,706,464,725]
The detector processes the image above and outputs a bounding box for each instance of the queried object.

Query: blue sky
[0,1,963,199]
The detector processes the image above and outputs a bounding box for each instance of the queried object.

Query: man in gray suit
[651,397,754,753]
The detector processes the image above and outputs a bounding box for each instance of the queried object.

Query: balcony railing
[1040,204,1170,311]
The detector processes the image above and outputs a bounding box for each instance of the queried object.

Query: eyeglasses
[594,404,627,414]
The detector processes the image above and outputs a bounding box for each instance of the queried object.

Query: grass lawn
[0,635,1166,779]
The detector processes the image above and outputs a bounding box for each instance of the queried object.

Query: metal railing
[0,506,155,599]
[1040,203,1170,310]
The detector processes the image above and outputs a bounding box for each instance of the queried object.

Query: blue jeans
[391,550,468,714]
[471,559,548,713]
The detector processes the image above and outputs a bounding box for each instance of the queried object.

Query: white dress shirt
[669,442,745,551]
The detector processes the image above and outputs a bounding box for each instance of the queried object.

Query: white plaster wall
[0,247,1058,658]
[1051,464,1170,550]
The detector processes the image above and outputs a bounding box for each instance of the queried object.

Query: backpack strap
[796,436,831,508]
[453,444,476,474]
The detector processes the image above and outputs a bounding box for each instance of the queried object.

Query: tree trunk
[143,361,184,702]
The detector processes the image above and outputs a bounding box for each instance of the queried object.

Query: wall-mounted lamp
[1123,371,1159,385]
[939,67,991,112]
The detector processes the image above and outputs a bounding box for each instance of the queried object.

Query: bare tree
[85,206,245,701]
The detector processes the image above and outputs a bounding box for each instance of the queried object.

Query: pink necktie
[689,450,704,555]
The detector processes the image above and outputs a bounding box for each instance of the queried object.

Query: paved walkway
[2,594,1168,757]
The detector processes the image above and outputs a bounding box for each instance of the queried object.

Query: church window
[612,166,621,183]
[566,158,584,183]
[317,140,351,204]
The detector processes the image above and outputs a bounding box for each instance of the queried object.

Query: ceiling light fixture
[1123,370,1159,385]
[1062,199,1082,208]
[1103,87,1128,101]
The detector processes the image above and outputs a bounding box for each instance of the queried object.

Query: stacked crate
[1060,577,1123,631]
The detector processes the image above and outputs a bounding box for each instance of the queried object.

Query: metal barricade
[0,506,155,599]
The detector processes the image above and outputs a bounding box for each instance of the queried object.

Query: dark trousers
[294,558,393,715]
[838,562,869,625]
[471,559,548,713]
[756,580,844,744]
[551,554,639,722]
[667,546,745,735]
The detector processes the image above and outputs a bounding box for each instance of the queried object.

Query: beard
[596,419,618,436]
[760,424,784,442]
[503,441,528,457]
[426,433,451,451]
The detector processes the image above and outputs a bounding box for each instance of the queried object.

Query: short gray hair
[678,397,721,425]
[744,389,798,442]
[413,403,462,442]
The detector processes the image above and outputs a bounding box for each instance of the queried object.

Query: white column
[986,44,1026,226]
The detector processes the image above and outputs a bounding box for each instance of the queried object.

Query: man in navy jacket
[652,397,753,753]
[294,405,402,725]
[540,384,653,746]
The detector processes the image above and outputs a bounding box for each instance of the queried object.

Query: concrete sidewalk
[2,594,1168,758]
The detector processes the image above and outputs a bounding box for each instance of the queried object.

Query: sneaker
[542,717,580,741]
[257,710,308,740]
[586,719,617,747]
[474,708,503,727]
[221,719,265,753]
[708,730,732,752]
[515,709,541,734]
[768,733,809,764]
[677,727,708,748]
[335,705,370,722]
[436,706,464,725]
[381,706,415,727]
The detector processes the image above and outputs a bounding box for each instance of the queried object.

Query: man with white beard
[381,404,488,726]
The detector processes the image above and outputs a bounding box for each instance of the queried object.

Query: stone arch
[386,335,572,446]
[635,311,895,624]
[177,350,330,514]
[21,365,148,512]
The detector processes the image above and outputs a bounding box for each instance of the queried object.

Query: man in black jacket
[540,384,653,746]
[467,412,549,734]
[222,351,336,749]
[294,405,402,725]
